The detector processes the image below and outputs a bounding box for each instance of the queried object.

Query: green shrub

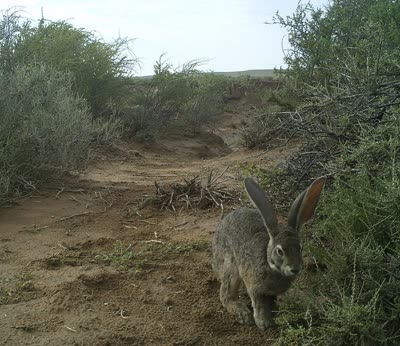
[18,21,136,115]
[91,115,124,145]
[240,111,295,149]
[0,10,124,204]
[258,1,400,344]
[0,64,96,204]
[239,79,300,149]
[118,57,226,136]
[274,170,400,345]
[274,118,400,343]
[0,10,29,73]
[182,73,226,133]
[0,10,136,115]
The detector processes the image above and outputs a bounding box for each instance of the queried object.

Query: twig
[120,309,129,319]
[123,225,138,229]
[25,211,93,233]
[139,220,157,225]
[55,211,91,222]
[95,191,113,210]
[64,325,77,332]
[19,177,41,195]
[170,221,188,229]
[26,225,49,232]
[58,243,68,250]
[210,165,231,185]
[55,187,65,199]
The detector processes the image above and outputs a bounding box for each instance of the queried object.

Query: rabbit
[212,176,326,330]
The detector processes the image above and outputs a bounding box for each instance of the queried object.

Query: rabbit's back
[212,207,269,274]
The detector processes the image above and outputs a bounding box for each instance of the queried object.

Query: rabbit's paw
[254,317,276,330]
[235,307,254,325]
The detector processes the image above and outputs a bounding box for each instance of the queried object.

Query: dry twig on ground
[153,171,237,211]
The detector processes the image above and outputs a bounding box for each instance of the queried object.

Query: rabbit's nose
[290,268,300,275]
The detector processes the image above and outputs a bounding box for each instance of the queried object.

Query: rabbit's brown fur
[212,177,325,329]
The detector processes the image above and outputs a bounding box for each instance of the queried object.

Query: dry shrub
[153,172,238,211]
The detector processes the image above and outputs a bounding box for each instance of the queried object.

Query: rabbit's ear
[288,177,326,231]
[244,178,278,235]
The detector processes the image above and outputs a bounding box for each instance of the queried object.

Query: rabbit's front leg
[219,270,253,325]
[249,293,277,330]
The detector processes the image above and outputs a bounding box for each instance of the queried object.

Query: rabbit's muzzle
[282,264,301,277]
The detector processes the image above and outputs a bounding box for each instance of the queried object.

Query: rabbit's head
[244,177,326,277]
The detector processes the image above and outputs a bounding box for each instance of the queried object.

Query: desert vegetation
[239,0,400,344]
[0,10,229,206]
[1,0,399,344]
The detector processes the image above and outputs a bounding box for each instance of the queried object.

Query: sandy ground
[0,111,300,346]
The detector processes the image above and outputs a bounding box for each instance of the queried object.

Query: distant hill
[135,69,277,79]
[212,69,276,78]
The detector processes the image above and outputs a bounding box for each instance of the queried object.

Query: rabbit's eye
[276,247,284,257]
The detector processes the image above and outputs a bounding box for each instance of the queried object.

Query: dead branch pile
[153,172,237,211]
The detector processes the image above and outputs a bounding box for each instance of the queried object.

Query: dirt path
[0,113,299,346]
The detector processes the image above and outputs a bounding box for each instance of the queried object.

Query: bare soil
[0,112,299,346]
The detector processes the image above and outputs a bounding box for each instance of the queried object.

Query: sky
[2,0,328,76]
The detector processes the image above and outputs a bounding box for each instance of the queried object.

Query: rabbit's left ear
[287,177,326,231]
[244,177,278,237]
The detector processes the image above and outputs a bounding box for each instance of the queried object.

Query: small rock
[163,296,174,306]
[21,280,34,291]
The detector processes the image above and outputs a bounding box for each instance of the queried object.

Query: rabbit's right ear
[287,176,326,231]
[244,178,278,235]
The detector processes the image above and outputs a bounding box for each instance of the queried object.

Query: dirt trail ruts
[0,113,299,346]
